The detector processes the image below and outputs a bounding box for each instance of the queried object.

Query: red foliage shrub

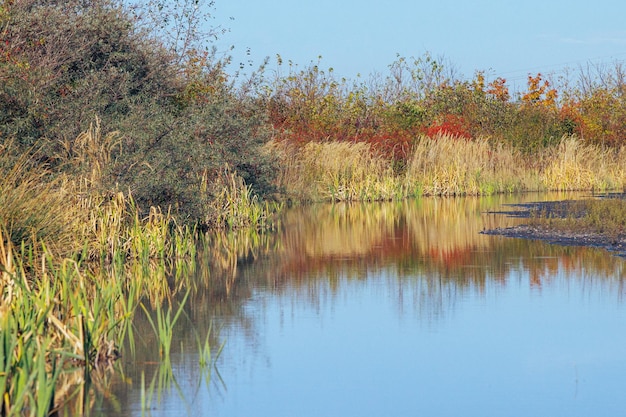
[365,130,414,163]
[425,114,472,139]
[558,101,586,137]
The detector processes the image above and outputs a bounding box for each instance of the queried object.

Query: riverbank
[481,199,626,257]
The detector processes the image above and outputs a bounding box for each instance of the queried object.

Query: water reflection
[232,194,625,305]
[87,193,626,416]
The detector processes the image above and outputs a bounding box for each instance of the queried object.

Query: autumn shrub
[267,58,378,144]
[0,0,179,150]
[107,83,276,223]
[425,114,472,139]
[577,88,626,146]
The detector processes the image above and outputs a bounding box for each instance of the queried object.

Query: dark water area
[81,193,626,417]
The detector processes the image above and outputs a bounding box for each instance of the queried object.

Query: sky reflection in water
[212,267,626,417]
[94,194,626,417]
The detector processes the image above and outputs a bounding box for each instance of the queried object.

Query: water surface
[88,194,626,417]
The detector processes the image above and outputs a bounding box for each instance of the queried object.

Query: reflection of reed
[282,203,403,257]
[83,195,626,415]
[200,193,625,303]
[117,202,626,407]
[199,229,277,296]
[188,193,626,341]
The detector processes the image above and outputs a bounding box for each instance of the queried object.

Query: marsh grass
[0,177,199,414]
[0,221,202,414]
[0,235,66,416]
[0,145,84,257]
[542,136,626,191]
[141,291,190,360]
[269,135,626,202]
[57,117,121,187]
[405,134,530,196]
[205,167,283,229]
[265,140,402,202]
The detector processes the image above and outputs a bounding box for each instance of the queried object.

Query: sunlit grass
[0,144,84,257]
[265,140,403,202]
[541,136,626,191]
[204,167,283,229]
[0,122,218,414]
[141,291,190,360]
[269,134,626,202]
[0,223,203,413]
[405,134,530,196]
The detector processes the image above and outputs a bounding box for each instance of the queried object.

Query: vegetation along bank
[1,0,626,413]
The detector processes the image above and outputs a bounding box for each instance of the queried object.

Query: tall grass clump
[0,232,114,416]
[0,144,84,257]
[0,124,203,413]
[0,220,198,413]
[404,134,532,196]
[265,140,402,202]
[203,167,283,229]
[541,135,626,191]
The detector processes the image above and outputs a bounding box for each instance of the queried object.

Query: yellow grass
[405,134,530,195]
[268,134,626,202]
[541,136,626,191]
[264,140,402,202]
[0,144,85,256]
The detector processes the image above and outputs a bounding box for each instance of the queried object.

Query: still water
[90,193,626,417]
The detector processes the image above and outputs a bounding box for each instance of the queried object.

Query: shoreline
[480,200,626,257]
[481,225,626,257]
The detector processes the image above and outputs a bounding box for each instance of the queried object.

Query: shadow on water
[78,192,626,416]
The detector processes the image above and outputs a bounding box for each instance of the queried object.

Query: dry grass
[405,134,532,196]
[203,167,282,229]
[265,140,402,202]
[541,136,626,191]
[0,144,84,257]
[269,134,626,203]
[57,117,121,187]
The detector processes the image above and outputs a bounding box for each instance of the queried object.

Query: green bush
[0,0,277,225]
[0,0,178,146]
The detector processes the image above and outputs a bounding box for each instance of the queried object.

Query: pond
[79,193,626,417]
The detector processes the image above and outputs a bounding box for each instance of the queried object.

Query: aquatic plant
[0,209,199,414]
[268,133,626,202]
[405,134,526,196]
[541,136,626,191]
[141,291,190,360]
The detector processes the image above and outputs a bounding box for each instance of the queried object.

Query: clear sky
[214,0,626,87]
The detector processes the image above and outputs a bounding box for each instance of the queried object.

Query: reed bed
[541,136,626,191]
[0,145,84,257]
[268,134,626,202]
[204,167,283,230]
[405,135,532,195]
[0,123,230,414]
[0,223,200,414]
[264,140,402,202]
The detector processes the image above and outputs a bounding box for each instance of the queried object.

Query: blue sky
[214,0,626,87]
